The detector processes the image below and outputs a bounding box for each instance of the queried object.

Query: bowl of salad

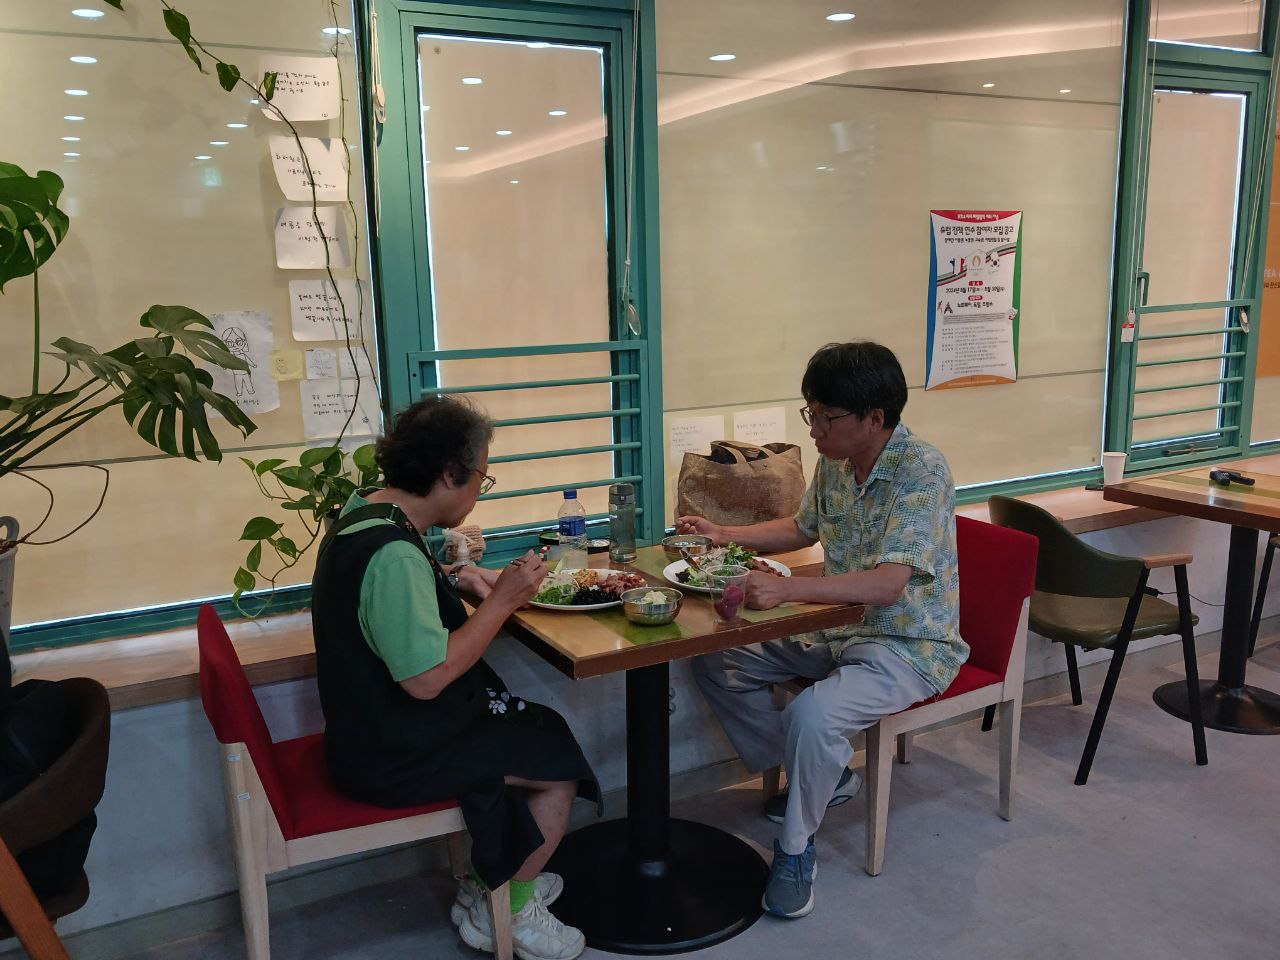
[531,568,648,611]
[621,587,683,625]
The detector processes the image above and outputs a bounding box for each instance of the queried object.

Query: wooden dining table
[1103,458,1280,735]
[495,543,863,955]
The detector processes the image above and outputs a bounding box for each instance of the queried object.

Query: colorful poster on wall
[925,210,1022,391]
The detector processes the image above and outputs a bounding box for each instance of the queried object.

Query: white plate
[529,570,626,611]
[662,558,791,593]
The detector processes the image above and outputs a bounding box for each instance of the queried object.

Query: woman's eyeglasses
[475,469,496,495]
[799,406,857,431]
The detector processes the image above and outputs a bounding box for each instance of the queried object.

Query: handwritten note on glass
[208,310,280,415]
[288,278,365,339]
[274,206,349,270]
[258,55,341,122]
[668,415,724,466]
[269,348,305,381]
[733,407,787,447]
[304,348,338,380]
[300,378,382,440]
[269,136,348,202]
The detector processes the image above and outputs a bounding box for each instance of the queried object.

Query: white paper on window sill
[288,278,366,339]
[274,206,349,270]
[258,55,341,122]
[301,378,381,440]
[733,406,787,447]
[208,310,279,415]
[269,135,348,202]
[668,415,724,466]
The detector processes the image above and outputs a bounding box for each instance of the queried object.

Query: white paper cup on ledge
[1102,451,1127,485]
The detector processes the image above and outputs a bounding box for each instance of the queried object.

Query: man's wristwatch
[446,561,472,590]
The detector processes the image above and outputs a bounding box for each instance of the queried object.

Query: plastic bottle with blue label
[556,489,589,569]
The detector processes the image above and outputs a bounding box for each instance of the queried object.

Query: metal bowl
[661,534,712,562]
[621,586,683,626]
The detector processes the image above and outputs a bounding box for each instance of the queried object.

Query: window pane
[1254,119,1280,446]
[1141,90,1246,307]
[0,2,370,628]
[655,0,1125,500]
[1151,0,1262,51]
[416,35,611,350]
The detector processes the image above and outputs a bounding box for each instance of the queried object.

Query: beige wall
[0,1,371,625]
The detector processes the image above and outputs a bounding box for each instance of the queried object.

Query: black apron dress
[312,503,600,889]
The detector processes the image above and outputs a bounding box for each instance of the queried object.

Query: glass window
[1151,0,1263,52]
[654,0,1127,506]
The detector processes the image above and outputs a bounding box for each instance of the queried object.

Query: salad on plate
[532,568,647,607]
[674,543,758,587]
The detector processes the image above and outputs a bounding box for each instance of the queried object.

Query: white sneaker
[450,873,564,927]
[458,895,585,960]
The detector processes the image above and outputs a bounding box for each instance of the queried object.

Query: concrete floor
[123,640,1280,960]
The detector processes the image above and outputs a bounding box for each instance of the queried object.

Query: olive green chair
[987,495,1207,785]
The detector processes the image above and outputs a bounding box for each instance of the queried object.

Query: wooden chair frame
[217,739,511,960]
[764,597,1031,877]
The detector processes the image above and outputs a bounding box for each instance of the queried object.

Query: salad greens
[678,543,757,587]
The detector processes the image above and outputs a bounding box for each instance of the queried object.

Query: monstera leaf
[0,162,69,291]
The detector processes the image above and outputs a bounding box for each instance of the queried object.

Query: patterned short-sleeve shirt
[793,423,966,694]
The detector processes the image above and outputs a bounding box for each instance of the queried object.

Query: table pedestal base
[546,817,768,955]
[1154,680,1280,735]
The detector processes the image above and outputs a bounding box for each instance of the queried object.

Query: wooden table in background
[497,544,864,954]
[1104,459,1280,735]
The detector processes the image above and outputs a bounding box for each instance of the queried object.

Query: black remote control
[1209,468,1256,486]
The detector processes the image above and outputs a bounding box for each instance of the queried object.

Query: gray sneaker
[764,766,862,824]
[762,837,817,919]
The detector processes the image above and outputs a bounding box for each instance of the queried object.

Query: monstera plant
[0,160,257,636]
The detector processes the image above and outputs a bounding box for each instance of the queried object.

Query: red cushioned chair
[763,516,1037,876]
[196,605,511,960]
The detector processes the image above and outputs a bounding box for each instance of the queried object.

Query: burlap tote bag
[675,440,806,525]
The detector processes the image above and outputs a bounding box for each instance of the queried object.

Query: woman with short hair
[312,395,598,960]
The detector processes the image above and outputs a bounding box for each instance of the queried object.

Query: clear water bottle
[556,489,589,569]
[608,482,637,562]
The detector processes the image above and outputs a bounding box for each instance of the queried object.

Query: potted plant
[0,161,257,641]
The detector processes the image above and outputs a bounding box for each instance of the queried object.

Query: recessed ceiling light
[1059,88,1072,94]
[69,56,97,64]
[63,152,80,157]
[71,8,105,19]
[510,179,520,184]
[194,155,212,160]
[455,145,470,151]
[65,89,89,96]
[548,109,567,116]
[462,77,483,85]
[226,122,248,129]
[210,140,229,146]
[709,53,736,61]
[826,12,856,21]
[527,42,551,49]
[62,136,80,142]
[64,115,85,121]
[321,26,352,35]
[496,129,513,136]
[982,82,995,88]
[249,98,260,105]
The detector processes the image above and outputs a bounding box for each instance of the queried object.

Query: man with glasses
[677,341,964,920]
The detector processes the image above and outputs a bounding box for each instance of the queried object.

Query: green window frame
[1106,0,1280,472]
[366,0,663,562]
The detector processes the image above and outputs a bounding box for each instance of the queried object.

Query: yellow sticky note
[269,348,305,381]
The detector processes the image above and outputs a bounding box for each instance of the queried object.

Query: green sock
[509,879,536,914]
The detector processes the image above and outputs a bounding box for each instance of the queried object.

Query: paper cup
[1102,451,1127,485]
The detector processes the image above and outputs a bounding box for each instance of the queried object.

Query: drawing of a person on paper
[222,326,258,398]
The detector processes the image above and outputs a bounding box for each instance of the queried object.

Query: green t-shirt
[336,491,449,682]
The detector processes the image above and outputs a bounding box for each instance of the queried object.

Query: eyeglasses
[474,469,496,495]
[799,406,857,431]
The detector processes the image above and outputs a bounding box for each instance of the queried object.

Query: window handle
[1136,270,1150,307]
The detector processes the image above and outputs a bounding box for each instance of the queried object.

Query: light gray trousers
[692,638,935,854]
